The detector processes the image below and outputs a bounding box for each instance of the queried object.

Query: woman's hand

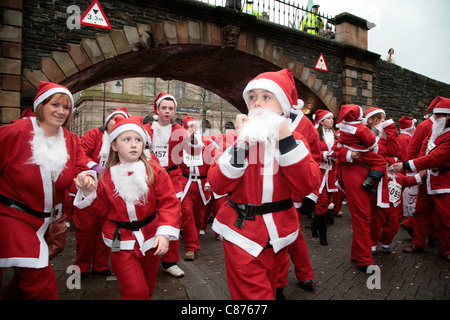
[74,171,97,196]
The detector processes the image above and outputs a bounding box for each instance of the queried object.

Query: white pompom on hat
[33,81,74,112]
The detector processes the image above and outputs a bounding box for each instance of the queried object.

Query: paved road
[2,203,449,302]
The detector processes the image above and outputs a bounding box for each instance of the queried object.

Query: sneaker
[379,243,392,253]
[199,230,206,236]
[184,251,195,261]
[163,265,185,278]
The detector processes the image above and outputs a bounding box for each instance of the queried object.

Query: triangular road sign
[80,0,111,29]
[314,53,329,72]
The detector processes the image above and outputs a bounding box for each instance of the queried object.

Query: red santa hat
[33,81,74,112]
[364,106,385,120]
[242,68,298,116]
[337,104,364,123]
[109,115,148,145]
[182,116,197,129]
[399,116,417,131]
[313,109,333,128]
[153,92,177,121]
[425,96,450,117]
[105,106,130,126]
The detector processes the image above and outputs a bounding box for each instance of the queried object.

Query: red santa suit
[72,107,130,275]
[277,105,321,288]
[337,105,387,177]
[143,93,200,271]
[209,69,320,299]
[179,117,214,255]
[403,102,450,258]
[370,158,422,251]
[0,82,88,299]
[74,116,181,299]
[397,116,417,222]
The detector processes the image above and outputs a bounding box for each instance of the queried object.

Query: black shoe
[298,280,314,292]
[361,177,377,194]
[428,238,440,248]
[94,269,112,277]
[357,264,371,272]
[80,272,90,280]
[275,287,286,300]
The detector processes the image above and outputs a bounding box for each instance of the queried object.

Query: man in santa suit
[391,97,450,261]
[72,107,130,279]
[0,82,91,299]
[209,68,320,300]
[402,98,443,243]
[179,116,215,261]
[397,116,417,223]
[143,93,200,277]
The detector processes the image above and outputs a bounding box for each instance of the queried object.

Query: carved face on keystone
[223,25,240,48]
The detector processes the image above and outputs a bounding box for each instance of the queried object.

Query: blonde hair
[35,93,73,129]
[100,145,156,189]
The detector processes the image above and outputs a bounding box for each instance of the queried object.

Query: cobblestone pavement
[2,204,449,301]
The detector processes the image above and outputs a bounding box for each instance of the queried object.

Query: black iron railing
[195,0,335,31]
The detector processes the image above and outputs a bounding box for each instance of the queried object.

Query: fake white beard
[431,116,446,142]
[152,121,172,145]
[238,108,286,146]
[110,160,149,204]
[29,125,69,182]
[99,131,110,164]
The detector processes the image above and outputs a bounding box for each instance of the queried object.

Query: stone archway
[21,21,338,116]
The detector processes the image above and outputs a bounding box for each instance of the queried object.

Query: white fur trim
[109,123,148,144]
[365,108,385,120]
[156,94,177,108]
[243,78,291,116]
[433,108,450,114]
[33,87,74,111]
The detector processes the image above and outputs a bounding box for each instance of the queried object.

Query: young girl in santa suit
[0,81,91,299]
[74,115,181,300]
[143,93,200,278]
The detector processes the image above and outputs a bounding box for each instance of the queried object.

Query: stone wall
[373,60,450,123]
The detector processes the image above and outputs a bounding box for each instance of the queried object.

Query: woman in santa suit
[74,115,182,299]
[142,93,200,277]
[0,82,92,299]
[72,107,130,279]
[336,106,400,270]
[311,109,338,246]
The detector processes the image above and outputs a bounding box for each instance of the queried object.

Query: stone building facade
[71,77,238,136]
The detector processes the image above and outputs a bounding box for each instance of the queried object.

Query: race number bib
[183,149,203,167]
[319,159,332,170]
[426,140,436,155]
[151,143,169,167]
[388,180,402,203]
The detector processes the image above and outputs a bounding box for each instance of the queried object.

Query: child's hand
[235,114,249,133]
[74,171,97,196]
[277,121,291,140]
[153,235,169,256]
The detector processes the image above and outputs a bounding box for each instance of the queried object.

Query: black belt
[110,213,157,252]
[182,173,208,180]
[227,197,293,229]
[0,193,51,218]
[165,165,179,172]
